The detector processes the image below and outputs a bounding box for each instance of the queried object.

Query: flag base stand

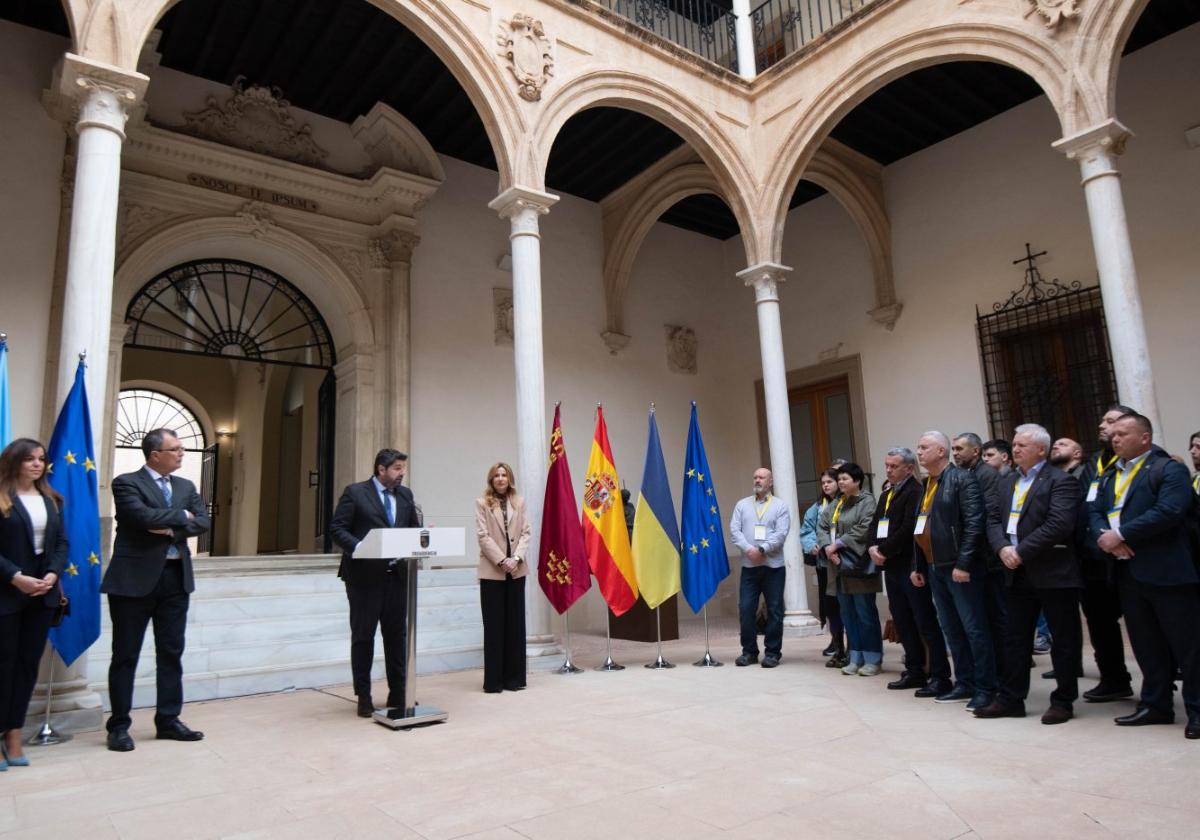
[595,617,624,671]
[644,608,675,669]
[27,657,72,746]
[692,605,723,667]
[555,610,584,674]
[373,704,448,730]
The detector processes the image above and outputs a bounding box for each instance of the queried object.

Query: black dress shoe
[503,683,527,691]
[973,700,1026,719]
[1185,713,1200,740]
[1084,682,1134,703]
[934,685,973,704]
[735,653,758,667]
[825,654,848,669]
[761,655,780,668]
[1042,706,1073,725]
[821,641,838,657]
[1042,670,1056,680]
[887,673,927,691]
[483,687,503,694]
[106,728,135,752]
[915,679,953,699]
[357,696,375,717]
[1114,707,1174,726]
[156,719,204,741]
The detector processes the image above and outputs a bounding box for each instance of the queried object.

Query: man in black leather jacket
[911,431,995,710]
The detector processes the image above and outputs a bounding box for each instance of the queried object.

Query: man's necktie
[384,490,395,526]
[159,476,173,505]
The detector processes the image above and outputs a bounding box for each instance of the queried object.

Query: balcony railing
[750,0,879,73]
[595,0,739,72]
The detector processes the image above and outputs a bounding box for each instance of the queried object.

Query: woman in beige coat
[474,463,531,693]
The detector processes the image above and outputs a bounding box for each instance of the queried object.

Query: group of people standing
[737,406,1200,740]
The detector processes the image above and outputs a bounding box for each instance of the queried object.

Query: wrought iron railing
[750,0,878,73]
[596,0,739,72]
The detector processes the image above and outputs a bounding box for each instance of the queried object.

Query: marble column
[31,56,148,733]
[370,230,421,455]
[488,186,561,659]
[732,0,757,80]
[1052,119,1163,438]
[736,263,820,634]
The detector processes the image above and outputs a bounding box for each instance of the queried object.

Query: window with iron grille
[976,246,1117,443]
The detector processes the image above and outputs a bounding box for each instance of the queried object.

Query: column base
[783,611,824,638]
[526,633,563,663]
[24,687,105,737]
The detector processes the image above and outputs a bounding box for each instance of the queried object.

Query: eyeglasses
[155,447,186,454]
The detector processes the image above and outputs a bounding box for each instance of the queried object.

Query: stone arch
[113,216,373,358]
[530,70,761,265]
[75,0,522,190]
[759,24,1091,264]
[1076,0,1151,123]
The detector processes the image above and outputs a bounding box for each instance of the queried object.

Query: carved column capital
[868,302,904,331]
[1053,119,1133,186]
[46,54,149,139]
[369,231,421,268]
[489,186,558,238]
[736,262,792,304]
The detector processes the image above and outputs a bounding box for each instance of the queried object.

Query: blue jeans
[929,564,996,695]
[836,591,882,666]
[739,565,785,658]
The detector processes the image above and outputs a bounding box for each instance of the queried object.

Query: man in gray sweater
[730,467,791,668]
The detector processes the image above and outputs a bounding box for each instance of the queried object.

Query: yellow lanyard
[881,488,895,518]
[755,495,772,520]
[831,497,846,526]
[1193,474,1199,493]
[1112,458,1145,508]
[920,478,940,514]
[1096,453,1118,477]
[1011,481,1033,513]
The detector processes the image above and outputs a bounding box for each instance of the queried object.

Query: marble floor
[3,624,1198,839]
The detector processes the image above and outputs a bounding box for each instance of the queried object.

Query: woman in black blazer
[0,438,67,769]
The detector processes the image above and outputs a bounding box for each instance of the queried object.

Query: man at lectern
[330,449,421,718]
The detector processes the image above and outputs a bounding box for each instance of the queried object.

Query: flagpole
[645,606,675,669]
[555,605,583,674]
[27,648,71,746]
[693,604,723,667]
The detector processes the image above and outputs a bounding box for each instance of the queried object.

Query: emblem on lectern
[420,529,430,549]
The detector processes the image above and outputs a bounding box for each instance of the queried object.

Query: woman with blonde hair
[474,462,530,693]
[0,438,67,769]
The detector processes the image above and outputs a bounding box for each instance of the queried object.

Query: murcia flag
[631,408,681,609]
[538,405,591,614]
[581,406,637,615]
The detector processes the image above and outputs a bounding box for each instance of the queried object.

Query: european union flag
[47,361,102,666]
[679,402,729,613]
[0,336,12,448]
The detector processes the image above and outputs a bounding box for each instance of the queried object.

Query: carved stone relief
[496,14,555,102]
[1024,0,1082,29]
[665,325,697,375]
[176,78,329,167]
[325,243,367,284]
[236,201,276,239]
[494,288,514,346]
[118,201,183,254]
[369,231,421,268]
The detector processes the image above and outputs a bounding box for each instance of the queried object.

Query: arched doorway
[122,258,337,555]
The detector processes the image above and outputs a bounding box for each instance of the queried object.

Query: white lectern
[353,527,466,729]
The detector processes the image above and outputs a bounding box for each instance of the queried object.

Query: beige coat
[474,494,531,581]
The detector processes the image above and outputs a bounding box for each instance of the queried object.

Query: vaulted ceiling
[3,0,1197,240]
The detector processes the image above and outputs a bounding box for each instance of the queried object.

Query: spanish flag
[581,406,637,615]
[631,408,681,609]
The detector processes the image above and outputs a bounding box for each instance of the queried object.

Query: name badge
[830,527,838,542]
[753,524,767,541]
[914,514,928,535]
[1006,511,1020,535]
[1107,510,1121,530]
[1086,481,1100,503]
[876,518,890,539]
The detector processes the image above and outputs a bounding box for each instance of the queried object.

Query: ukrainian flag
[631,408,681,609]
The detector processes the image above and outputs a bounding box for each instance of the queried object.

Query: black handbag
[837,546,876,578]
[50,593,71,628]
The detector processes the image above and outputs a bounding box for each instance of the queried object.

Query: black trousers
[997,572,1081,709]
[0,601,54,731]
[107,562,190,730]
[1080,574,1132,687]
[345,571,407,704]
[1115,565,1200,717]
[983,567,1009,680]
[480,575,526,691]
[884,568,950,681]
[815,566,843,637]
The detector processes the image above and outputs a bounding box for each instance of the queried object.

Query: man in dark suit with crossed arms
[976,423,1082,724]
[103,428,211,752]
[330,449,421,717]
[1089,412,1200,739]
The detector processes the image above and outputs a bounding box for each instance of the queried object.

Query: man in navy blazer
[1088,413,1200,739]
[976,424,1082,724]
[330,449,421,717]
[102,429,210,752]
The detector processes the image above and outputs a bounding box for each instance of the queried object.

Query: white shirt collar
[145,464,168,483]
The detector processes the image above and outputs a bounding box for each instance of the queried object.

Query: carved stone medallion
[665,325,697,375]
[496,14,554,102]
[1024,0,1082,29]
